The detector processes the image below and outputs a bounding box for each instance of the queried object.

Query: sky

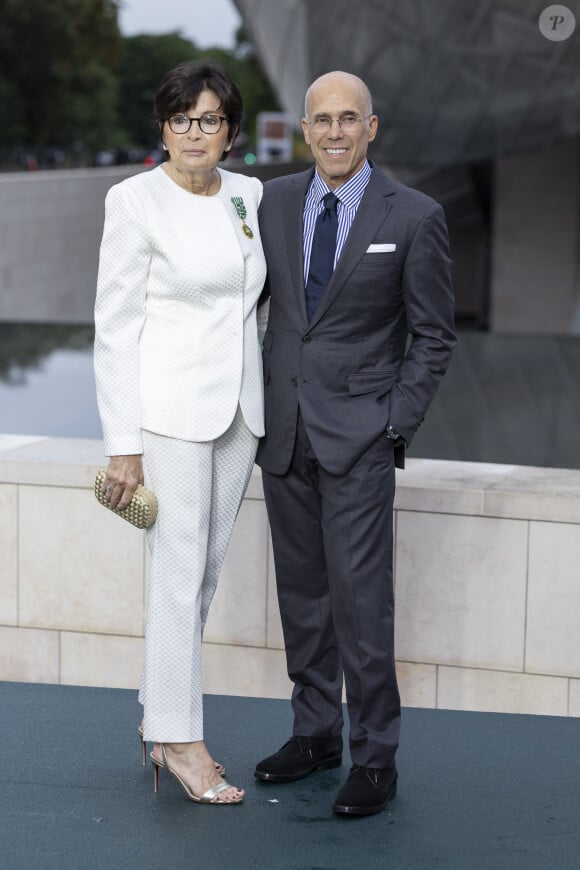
[118,0,243,48]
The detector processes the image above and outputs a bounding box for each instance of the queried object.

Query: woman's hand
[104,455,144,510]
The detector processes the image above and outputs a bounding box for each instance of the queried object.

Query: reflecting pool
[0,323,101,439]
[1,323,579,469]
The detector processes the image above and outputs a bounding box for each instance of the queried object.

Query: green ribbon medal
[231,196,254,238]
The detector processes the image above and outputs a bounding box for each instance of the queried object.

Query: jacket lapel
[282,168,314,324]
[308,168,396,329]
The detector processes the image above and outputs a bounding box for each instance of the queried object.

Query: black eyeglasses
[167,113,228,135]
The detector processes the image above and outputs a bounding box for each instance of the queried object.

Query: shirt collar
[311,159,372,208]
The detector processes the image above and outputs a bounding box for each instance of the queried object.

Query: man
[255,71,456,816]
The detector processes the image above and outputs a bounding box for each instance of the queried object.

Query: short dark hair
[154,61,243,161]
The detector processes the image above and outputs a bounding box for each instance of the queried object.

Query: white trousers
[138,406,257,742]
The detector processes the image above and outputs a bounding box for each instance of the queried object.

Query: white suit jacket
[94,166,267,456]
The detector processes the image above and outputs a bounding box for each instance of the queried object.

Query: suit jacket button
[302,335,312,343]
[291,377,298,386]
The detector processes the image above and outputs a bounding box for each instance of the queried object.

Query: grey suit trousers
[262,412,401,768]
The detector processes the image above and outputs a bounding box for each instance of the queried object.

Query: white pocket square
[366,243,396,253]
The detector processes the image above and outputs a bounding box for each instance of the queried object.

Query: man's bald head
[304,71,373,119]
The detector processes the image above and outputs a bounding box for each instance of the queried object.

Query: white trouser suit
[139,409,257,741]
[94,166,267,742]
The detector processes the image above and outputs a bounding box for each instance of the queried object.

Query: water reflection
[409,333,580,469]
[0,324,93,381]
[0,323,101,439]
[1,324,579,469]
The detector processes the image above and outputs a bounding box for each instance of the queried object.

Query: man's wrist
[386,424,404,443]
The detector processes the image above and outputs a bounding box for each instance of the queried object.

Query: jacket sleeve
[93,182,150,456]
[388,202,456,445]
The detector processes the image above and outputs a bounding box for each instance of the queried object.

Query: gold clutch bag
[94,469,158,529]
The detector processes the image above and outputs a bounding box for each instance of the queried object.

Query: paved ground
[1,681,579,869]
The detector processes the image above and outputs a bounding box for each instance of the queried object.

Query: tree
[0,0,123,151]
[0,4,280,163]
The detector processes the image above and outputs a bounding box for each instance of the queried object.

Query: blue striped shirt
[303,159,372,284]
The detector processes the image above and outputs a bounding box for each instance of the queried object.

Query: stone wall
[1,434,579,717]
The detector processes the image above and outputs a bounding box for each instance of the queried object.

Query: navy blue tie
[305,192,339,321]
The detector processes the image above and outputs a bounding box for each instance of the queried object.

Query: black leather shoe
[254,735,343,782]
[333,764,398,816]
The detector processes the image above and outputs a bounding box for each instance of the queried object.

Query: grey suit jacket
[256,162,456,476]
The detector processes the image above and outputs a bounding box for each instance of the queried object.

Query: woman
[94,61,267,805]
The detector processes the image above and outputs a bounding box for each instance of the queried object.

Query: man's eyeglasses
[167,113,228,135]
[307,114,371,133]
